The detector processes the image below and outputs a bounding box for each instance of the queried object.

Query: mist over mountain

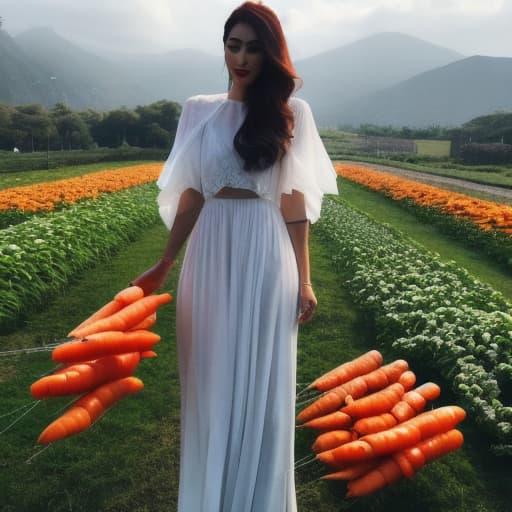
[1,26,511,127]
[294,32,464,126]
[341,55,512,127]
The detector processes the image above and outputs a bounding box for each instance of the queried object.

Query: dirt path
[337,160,512,205]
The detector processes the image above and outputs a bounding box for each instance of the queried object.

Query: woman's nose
[236,48,248,66]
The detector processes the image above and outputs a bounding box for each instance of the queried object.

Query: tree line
[349,112,512,164]
[0,100,182,152]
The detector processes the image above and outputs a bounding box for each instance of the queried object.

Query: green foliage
[0,184,160,332]
[449,112,512,161]
[0,147,167,173]
[0,99,182,152]
[356,123,451,140]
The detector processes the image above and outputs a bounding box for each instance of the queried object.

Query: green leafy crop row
[317,197,512,455]
[0,184,160,332]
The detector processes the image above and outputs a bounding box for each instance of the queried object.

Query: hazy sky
[2,0,511,60]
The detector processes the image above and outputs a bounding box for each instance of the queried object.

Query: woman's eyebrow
[227,37,261,44]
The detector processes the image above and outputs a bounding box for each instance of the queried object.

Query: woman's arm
[131,188,204,295]
[280,189,317,323]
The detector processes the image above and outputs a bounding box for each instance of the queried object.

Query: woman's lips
[234,69,250,77]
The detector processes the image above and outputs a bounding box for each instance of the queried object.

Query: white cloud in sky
[1,0,511,59]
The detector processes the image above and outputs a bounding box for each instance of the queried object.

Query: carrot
[409,429,464,465]
[398,370,416,390]
[354,382,442,434]
[389,400,417,424]
[69,293,172,339]
[30,352,141,399]
[321,459,380,481]
[68,286,144,336]
[52,330,160,363]
[392,451,416,478]
[299,411,352,431]
[297,377,368,424]
[128,312,157,331]
[391,382,442,422]
[414,381,442,402]
[346,458,403,497]
[38,376,144,444]
[140,350,158,359]
[308,350,383,392]
[406,405,466,440]
[114,286,145,303]
[353,413,397,436]
[346,429,464,498]
[317,406,465,466]
[362,359,408,391]
[312,430,354,453]
[317,439,375,468]
[340,382,405,419]
[297,359,408,423]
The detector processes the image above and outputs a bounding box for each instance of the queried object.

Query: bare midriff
[214,187,260,199]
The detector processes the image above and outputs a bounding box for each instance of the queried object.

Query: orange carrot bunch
[30,286,173,444]
[297,351,466,498]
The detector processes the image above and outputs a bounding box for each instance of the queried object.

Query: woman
[132,2,338,510]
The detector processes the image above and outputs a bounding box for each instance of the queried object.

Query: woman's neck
[227,84,247,102]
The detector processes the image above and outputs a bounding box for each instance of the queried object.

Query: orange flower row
[0,164,163,212]
[335,163,512,234]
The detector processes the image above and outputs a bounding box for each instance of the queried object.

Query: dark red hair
[223,1,301,171]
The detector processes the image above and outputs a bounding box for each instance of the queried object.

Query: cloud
[2,0,511,59]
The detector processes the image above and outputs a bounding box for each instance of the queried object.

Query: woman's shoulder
[184,93,228,106]
[288,96,312,115]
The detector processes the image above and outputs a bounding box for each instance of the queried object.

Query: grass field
[414,139,451,157]
[2,165,512,510]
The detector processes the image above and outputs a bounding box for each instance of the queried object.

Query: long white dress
[156,93,338,512]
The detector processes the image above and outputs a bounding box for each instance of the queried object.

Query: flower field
[0,164,162,228]
[0,168,162,331]
[335,163,512,233]
[317,197,512,454]
[335,163,512,271]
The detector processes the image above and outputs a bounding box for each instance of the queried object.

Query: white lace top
[157,93,338,229]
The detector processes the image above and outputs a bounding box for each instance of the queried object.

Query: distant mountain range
[1,27,511,127]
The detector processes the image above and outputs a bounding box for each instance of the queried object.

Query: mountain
[13,27,145,109]
[1,27,509,128]
[341,55,512,127]
[294,32,464,126]
[118,49,227,105]
[0,28,55,105]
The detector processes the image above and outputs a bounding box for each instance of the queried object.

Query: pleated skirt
[176,197,299,512]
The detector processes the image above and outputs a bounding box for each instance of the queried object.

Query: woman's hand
[130,259,173,296]
[298,283,317,324]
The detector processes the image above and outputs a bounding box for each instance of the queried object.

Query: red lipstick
[234,69,250,77]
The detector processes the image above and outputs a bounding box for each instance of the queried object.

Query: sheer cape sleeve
[156,96,221,230]
[278,97,338,223]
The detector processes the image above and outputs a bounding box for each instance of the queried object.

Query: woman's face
[224,22,264,90]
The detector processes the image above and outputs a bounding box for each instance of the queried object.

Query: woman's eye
[227,45,240,53]
[247,46,262,54]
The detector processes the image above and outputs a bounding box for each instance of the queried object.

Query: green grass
[415,139,451,157]
[336,178,512,299]
[0,160,163,190]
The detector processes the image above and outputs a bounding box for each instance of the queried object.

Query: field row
[0,164,162,228]
[0,184,160,331]
[335,163,512,271]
